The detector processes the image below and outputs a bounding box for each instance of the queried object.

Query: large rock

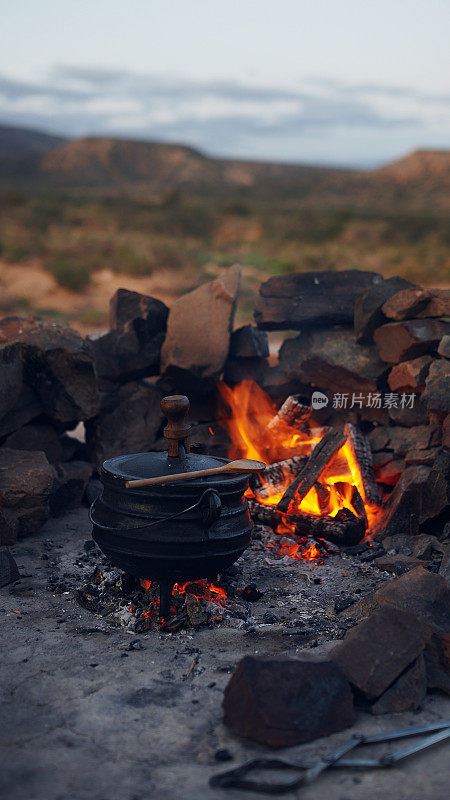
[161,266,240,379]
[372,465,430,538]
[50,461,93,515]
[0,348,23,422]
[424,632,450,695]
[0,383,44,438]
[278,326,385,394]
[90,289,169,385]
[109,288,169,331]
[255,270,381,331]
[0,449,56,544]
[421,359,450,415]
[229,325,269,358]
[421,448,450,524]
[387,425,441,456]
[3,422,64,463]
[354,276,415,344]
[387,355,432,393]
[223,656,355,747]
[89,326,166,385]
[371,654,427,714]
[331,606,427,699]
[375,566,450,635]
[0,317,99,427]
[0,547,20,587]
[382,287,450,321]
[85,382,164,465]
[438,335,450,359]
[374,319,450,364]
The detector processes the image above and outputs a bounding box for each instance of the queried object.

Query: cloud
[0,66,449,164]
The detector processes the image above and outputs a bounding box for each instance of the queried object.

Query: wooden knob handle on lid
[161,395,191,457]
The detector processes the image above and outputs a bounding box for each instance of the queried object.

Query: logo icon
[311,391,329,410]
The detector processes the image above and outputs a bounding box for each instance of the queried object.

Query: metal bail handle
[161,395,192,458]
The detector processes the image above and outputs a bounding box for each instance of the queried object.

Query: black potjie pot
[90,395,253,617]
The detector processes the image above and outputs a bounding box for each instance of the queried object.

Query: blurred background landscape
[0,0,449,332]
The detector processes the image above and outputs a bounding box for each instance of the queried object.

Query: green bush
[49,257,91,292]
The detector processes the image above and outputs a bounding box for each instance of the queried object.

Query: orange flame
[218,380,377,557]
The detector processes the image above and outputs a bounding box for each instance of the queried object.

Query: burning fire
[136,578,228,627]
[218,381,377,557]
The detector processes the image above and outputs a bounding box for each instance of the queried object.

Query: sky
[0,0,449,167]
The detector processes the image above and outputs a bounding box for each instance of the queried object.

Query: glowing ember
[134,578,230,627]
[218,380,377,559]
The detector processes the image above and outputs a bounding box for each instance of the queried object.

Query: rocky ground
[1,508,450,800]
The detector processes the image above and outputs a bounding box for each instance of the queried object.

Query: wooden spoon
[124,459,266,489]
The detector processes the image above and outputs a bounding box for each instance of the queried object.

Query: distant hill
[0,124,67,175]
[0,123,449,210]
[375,149,450,183]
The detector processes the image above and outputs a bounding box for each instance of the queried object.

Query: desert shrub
[49,257,91,292]
[222,200,251,216]
[112,243,153,275]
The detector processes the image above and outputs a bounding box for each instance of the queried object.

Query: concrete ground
[1,508,449,800]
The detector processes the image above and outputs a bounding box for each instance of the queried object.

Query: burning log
[334,481,367,522]
[251,455,307,500]
[344,423,382,508]
[267,395,311,436]
[277,428,346,513]
[248,498,365,546]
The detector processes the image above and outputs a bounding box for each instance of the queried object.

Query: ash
[67,519,390,640]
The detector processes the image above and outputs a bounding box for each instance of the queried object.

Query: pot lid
[103,451,232,484]
[102,394,245,487]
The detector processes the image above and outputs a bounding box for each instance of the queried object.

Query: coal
[223,656,355,747]
[354,275,415,344]
[331,605,427,699]
[0,546,20,586]
[0,449,56,544]
[371,654,427,714]
[374,319,450,364]
[255,270,382,330]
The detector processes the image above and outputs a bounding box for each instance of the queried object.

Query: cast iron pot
[90,395,253,616]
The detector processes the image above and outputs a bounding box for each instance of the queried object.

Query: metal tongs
[210,719,450,794]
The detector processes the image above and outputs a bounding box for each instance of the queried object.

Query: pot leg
[159,580,173,619]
